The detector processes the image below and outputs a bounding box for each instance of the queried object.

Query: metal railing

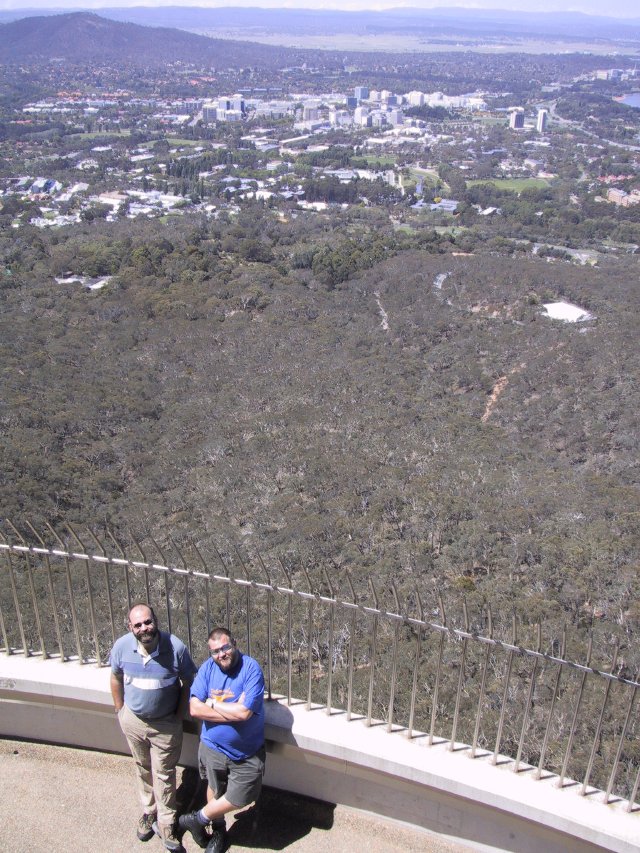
[1,521,638,812]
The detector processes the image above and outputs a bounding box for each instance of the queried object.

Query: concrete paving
[0,738,472,853]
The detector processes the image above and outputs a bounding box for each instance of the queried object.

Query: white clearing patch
[543,302,593,323]
[434,272,450,290]
[374,291,389,331]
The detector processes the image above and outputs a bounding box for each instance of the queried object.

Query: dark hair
[208,626,235,644]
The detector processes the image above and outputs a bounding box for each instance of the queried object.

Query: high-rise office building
[509,109,525,129]
[536,109,548,132]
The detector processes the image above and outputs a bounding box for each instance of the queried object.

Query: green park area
[467,177,552,192]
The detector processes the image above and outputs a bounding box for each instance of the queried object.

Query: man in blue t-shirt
[179,627,265,853]
[110,603,196,852]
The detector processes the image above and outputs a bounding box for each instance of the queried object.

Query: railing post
[6,521,45,658]
[429,596,447,746]
[386,581,402,733]
[46,523,84,663]
[322,566,335,714]
[407,588,423,739]
[558,634,593,788]
[535,626,567,780]
[450,599,470,750]
[67,524,101,666]
[257,552,273,702]
[493,613,517,765]
[88,526,116,649]
[303,565,315,711]
[471,606,493,758]
[581,640,619,795]
[345,570,357,721]
[366,578,379,727]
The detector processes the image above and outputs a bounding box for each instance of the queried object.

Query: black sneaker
[206,826,227,853]
[178,811,210,849]
[137,813,156,842]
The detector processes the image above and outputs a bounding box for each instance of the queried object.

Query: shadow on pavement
[177,768,336,851]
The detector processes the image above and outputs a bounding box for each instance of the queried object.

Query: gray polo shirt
[110,630,196,719]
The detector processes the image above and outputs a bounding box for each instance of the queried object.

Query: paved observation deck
[1,654,639,853]
[0,738,468,853]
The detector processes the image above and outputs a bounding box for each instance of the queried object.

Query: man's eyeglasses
[210,642,234,657]
[132,618,154,629]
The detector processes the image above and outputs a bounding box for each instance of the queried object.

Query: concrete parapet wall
[0,655,637,853]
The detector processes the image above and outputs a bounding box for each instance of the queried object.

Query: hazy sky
[0,0,638,15]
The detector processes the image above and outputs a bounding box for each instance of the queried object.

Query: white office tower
[354,86,369,101]
[407,91,425,107]
[536,109,548,132]
[354,106,370,126]
[369,90,381,102]
[387,109,403,126]
[302,102,319,121]
[509,108,525,129]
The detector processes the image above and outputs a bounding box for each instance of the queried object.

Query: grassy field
[358,153,397,167]
[165,138,202,147]
[467,177,552,192]
[67,130,131,141]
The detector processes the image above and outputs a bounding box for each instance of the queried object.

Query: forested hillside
[2,207,638,660]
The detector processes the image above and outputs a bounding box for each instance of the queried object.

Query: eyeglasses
[132,618,154,629]
[210,642,234,657]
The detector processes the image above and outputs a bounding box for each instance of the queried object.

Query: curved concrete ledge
[0,654,638,853]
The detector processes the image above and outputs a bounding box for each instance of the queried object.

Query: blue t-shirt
[191,652,265,760]
[110,630,196,719]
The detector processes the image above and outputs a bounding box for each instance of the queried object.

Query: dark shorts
[198,741,266,808]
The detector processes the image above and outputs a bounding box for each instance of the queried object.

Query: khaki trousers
[118,703,183,828]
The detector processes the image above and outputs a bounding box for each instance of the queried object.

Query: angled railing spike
[278,556,293,705]
[106,527,132,612]
[189,539,212,634]
[407,586,423,739]
[344,568,358,721]
[536,625,567,780]
[211,541,231,628]
[45,521,83,662]
[429,594,447,746]
[605,684,637,804]
[148,535,172,635]
[66,523,101,666]
[450,598,470,751]
[559,633,593,788]
[26,520,65,661]
[169,536,192,656]
[322,566,335,714]
[257,552,273,700]
[0,526,27,657]
[515,622,542,773]
[6,519,45,659]
[472,605,493,758]
[234,545,253,655]
[129,533,151,608]
[493,612,517,765]
[302,563,315,711]
[86,526,116,648]
[387,580,402,732]
[581,639,620,796]
[366,577,379,727]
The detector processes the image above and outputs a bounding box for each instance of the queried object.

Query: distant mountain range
[1,6,639,42]
[0,11,301,66]
[1,7,638,67]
